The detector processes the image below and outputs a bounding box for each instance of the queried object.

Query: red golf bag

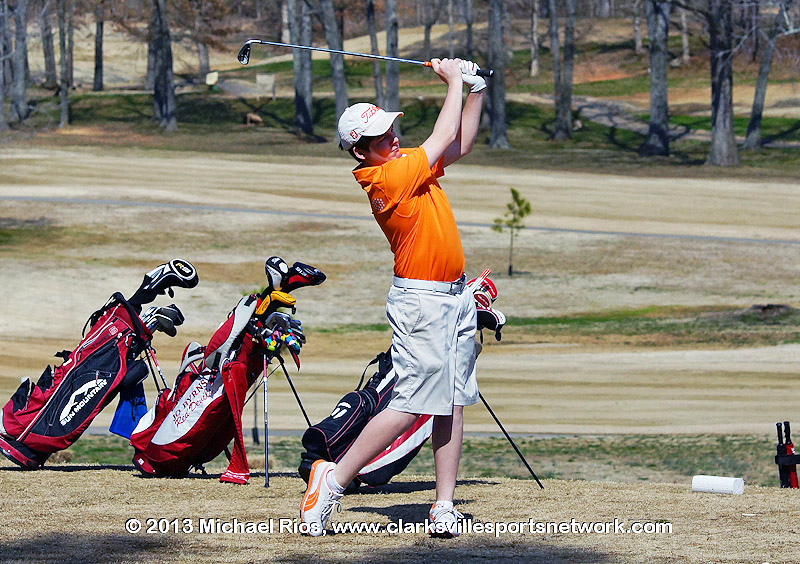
[0,294,153,469]
[131,258,324,484]
[0,259,198,470]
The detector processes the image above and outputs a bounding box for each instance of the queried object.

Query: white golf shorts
[385,280,479,416]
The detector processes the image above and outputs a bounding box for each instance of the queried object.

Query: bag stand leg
[264,355,269,488]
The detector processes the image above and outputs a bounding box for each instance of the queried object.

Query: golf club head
[141,304,184,337]
[237,42,252,65]
[130,259,199,307]
[265,256,289,294]
[280,262,326,293]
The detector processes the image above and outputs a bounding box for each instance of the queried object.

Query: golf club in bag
[0,259,198,469]
[130,257,325,485]
[299,271,543,490]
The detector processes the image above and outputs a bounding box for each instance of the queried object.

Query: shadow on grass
[353,478,495,496]
[280,541,632,564]
[0,533,176,564]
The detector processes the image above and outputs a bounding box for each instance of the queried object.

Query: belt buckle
[449,276,465,294]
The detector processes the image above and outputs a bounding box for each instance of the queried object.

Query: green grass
[506,305,800,347]
[666,114,800,143]
[58,433,783,487]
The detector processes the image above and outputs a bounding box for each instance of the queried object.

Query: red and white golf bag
[131,295,263,484]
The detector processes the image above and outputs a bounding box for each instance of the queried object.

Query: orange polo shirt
[352,146,465,282]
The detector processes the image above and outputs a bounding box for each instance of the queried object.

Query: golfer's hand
[431,58,464,86]
[459,60,487,93]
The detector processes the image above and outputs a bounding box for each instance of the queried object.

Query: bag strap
[356,347,392,390]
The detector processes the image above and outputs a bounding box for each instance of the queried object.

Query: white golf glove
[459,59,486,93]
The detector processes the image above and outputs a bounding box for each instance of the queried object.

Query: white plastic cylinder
[691,475,745,495]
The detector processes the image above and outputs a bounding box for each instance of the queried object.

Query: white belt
[392,274,466,295]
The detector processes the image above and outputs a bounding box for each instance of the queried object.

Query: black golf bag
[299,349,434,489]
[0,259,198,469]
[298,271,507,490]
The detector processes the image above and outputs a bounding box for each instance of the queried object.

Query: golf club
[237,39,494,77]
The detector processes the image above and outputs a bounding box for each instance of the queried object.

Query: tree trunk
[551,0,575,141]
[706,0,739,166]
[365,0,383,107]
[145,8,157,89]
[11,0,28,122]
[152,0,177,131]
[93,1,103,91]
[633,0,643,54]
[422,1,440,63]
[508,229,514,277]
[0,0,8,131]
[639,0,671,156]
[750,1,760,62]
[488,0,509,148]
[39,0,58,89]
[66,0,73,87]
[744,4,786,150]
[596,0,611,18]
[281,0,290,42]
[464,0,473,59]
[57,0,68,127]
[548,0,561,135]
[447,0,454,59]
[299,0,313,128]
[385,0,400,135]
[318,0,348,119]
[1,0,11,99]
[196,40,209,77]
[529,0,539,77]
[288,0,312,134]
[680,7,689,63]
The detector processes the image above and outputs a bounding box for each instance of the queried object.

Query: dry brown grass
[0,464,797,564]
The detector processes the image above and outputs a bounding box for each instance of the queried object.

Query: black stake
[278,357,311,427]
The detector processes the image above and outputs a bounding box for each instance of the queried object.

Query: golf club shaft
[479,392,544,489]
[238,39,493,77]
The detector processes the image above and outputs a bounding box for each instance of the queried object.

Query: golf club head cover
[179,342,205,375]
[476,305,506,341]
[129,259,199,308]
[204,295,258,373]
[280,262,326,293]
[265,256,289,294]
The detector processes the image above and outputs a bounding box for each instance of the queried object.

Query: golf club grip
[476,69,493,77]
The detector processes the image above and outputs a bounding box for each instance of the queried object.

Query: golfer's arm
[421,81,464,168]
[443,90,485,167]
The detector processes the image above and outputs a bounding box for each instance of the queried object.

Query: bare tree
[316,0,348,118]
[530,0,539,76]
[385,0,400,134]
[288,0,313,134]
[464,0,473,58]
[422,0,442,62]
[57,0,68,127]
[447,0,454,58]
[633,0,644,54]
[93,0,104,91]
[744,0,798,149]
[488,0,509,148]
[0,0,8,131]
[365,0,383,106]
[639,0,671,156]
[151,0,177,131]
[680,5,690,63]
[11,0,28,122]
[39,0,58,88]
[549,0,576,141]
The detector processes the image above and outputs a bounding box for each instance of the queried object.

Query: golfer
[300,58,486,538]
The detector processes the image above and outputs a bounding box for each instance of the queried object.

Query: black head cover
[281,262,326,293]
[265,256,290,294]
[129,259,199,308]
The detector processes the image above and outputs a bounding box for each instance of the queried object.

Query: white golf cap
[338,103,403,150]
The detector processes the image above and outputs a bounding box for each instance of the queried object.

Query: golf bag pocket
[0,293,152,469]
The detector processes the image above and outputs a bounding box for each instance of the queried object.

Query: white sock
[326,468,346,495]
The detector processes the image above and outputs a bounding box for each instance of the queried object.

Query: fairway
[1,147,799,563]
